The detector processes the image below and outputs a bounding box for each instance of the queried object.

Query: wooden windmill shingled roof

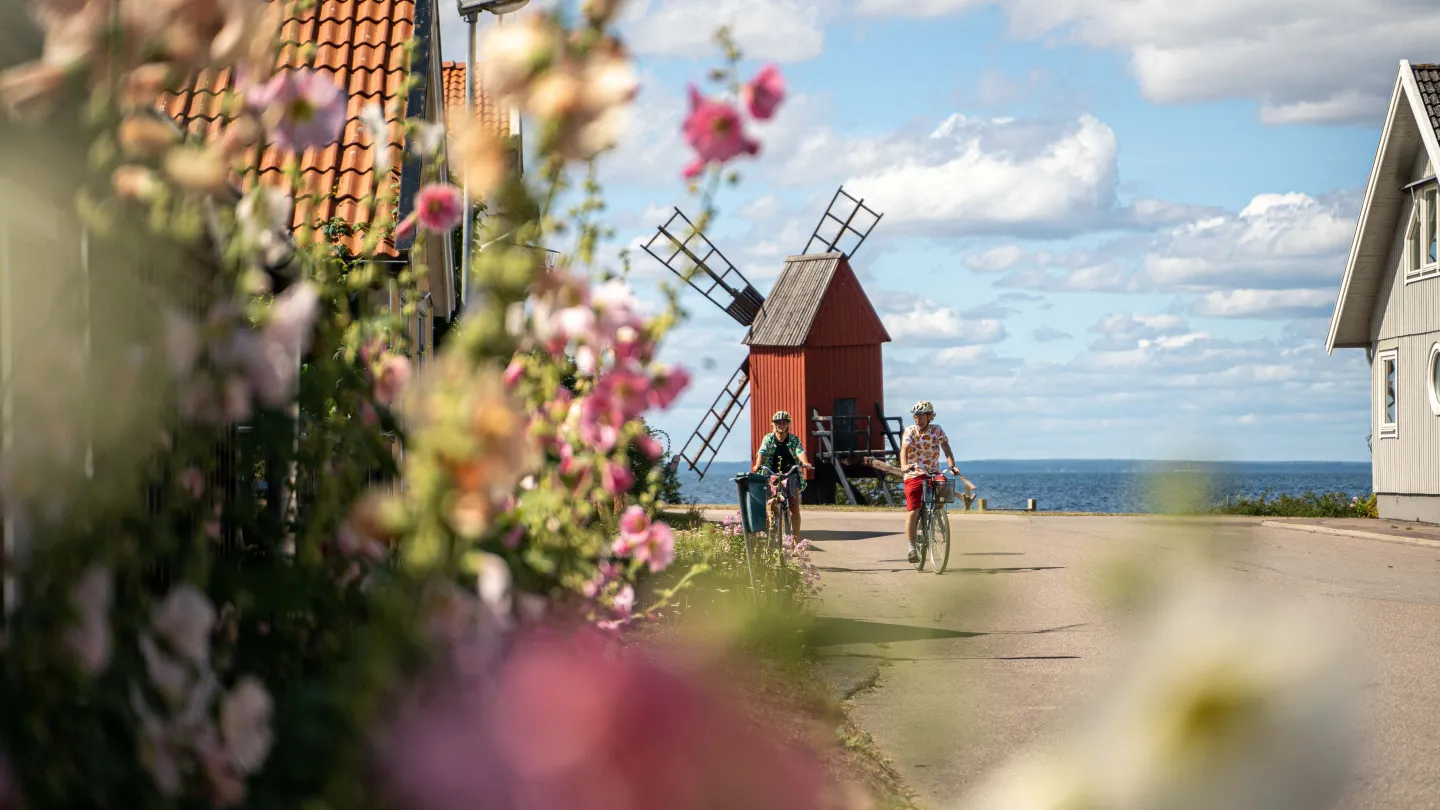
[160,0,430,258]
[744,253,891,348]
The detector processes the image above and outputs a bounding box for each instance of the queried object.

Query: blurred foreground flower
[742,64,785,120]
[959,581,1361,810]
[682,85,759,180]
[247,68,348,152]
[378,629,830,810]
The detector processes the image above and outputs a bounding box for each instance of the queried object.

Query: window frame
[1378,348,1399,438]
[1408,186,1440,283]
[1428,343,1440,417]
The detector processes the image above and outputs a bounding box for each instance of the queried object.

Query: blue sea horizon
[677,459,1372,513]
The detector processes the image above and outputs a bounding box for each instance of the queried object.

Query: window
[1408,186,1440,281]
[1378,349,1399,437]
[1429,343,1440,416]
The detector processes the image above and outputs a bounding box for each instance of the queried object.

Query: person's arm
[940,438,958,473]
[791,436,814,469]
[899,429,911,471]
[753,446,765,472]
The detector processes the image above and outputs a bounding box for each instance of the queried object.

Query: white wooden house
[1328,60,1440,523]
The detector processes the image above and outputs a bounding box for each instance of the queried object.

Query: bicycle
[758,465,806,549]
[907,467,958,574]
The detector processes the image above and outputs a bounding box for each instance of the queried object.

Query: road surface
[716,510,1440,809]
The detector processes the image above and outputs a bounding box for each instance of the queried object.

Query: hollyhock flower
[480,15,557,101]
[112,165,163,200]
[648,365,691,409]
[235,185,296,270]
[139,634,191,704]
[617,505,649,550]
[0,61,68,120]
[741,65,785,120]
[152,584,216,666]
[117,114,180,158]
[635,520,675,573]
[358,102,391,172]
[219,677,274,774]
[164,146,230,193]
[247,69,347,152]
[503,359,525,388]
[601,460,634,495]
[29,0,109,69]
[373,354,412,407]
[613,585,635,618]
[414,183,464,232]
[681,85,759,177]
[595,368,652,421]
[634,433,663,460]
[378,629,830,810]
[179,467,206,499]
[451,119,507,199]
[236,282,319,408]
[65,565,113,675]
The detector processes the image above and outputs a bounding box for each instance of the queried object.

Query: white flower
[237,282,319,407]
[474,552,511,617]
[220,677,274,774]
[235,185,295,270]
[413,121,446,156]
[152,584,217,666]
[480,17,554,101]
[139,634,192,705]
[130,685,183,797]
[65,565,113,675]
[358,102,390,173]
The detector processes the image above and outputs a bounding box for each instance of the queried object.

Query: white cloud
[1138,191,1357,291]
[853,0,1440,125]
[1032,325,1071,342]
[882,303,1008,347]
[964,244,1027,272]
[620,0,830,62]
[1192,288,1337,319]
[839,114,1120,237]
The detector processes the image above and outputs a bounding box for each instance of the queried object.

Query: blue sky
[438,0,1440,463]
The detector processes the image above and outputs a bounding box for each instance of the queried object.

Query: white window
[1408,186,1440,282]
[1378,348,1399,438]
[1428,343,1440,416]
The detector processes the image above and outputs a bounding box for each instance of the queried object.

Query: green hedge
[1211,491,1377,518]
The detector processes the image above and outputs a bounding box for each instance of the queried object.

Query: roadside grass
[635,508,923,810]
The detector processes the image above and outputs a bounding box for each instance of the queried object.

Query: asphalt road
[732,510,1440,810]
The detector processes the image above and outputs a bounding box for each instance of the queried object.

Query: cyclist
[753,410,815,537]
[900,400,960,564]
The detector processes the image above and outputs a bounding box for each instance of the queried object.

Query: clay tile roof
[440,61,510,138]
[1412,64,1440,144]
[160,0,421,258]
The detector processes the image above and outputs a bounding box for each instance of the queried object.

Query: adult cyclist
[900,400,961,564]
[753,410,815,538]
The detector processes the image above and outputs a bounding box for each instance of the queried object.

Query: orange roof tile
[162,0,423,258]
[440,61,510,139]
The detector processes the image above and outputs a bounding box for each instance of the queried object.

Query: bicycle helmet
[910,400,935,415]
[771,410,792,423]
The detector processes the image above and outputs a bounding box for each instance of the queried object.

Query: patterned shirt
[758,432,804,473]
[902,423,949,478]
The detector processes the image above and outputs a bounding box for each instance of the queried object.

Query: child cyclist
[899,400,973,563]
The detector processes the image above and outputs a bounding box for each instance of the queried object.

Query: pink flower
[502,525,524,549]
[618,505,649,548]
[179,466,206,499]
[247,69,347,152]
[601,460,634,496]
[613,585,635,618]
[648,365,691,410]
[634,433,663,460]
[741,65,785,120]
[376,629,831,810]
[373,354,412,407]
[681,85,760,178]
[414,183,464,232]
[636,520,675,572]
[503,359,525,387]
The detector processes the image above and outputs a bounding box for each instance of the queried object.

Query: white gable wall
[1371,146,1440,520]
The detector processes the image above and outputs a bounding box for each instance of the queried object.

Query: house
[163,0,515,362]
[744,252,893,504]
[1327,60,1440,523]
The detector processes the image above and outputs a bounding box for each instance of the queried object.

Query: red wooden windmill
[642,187,904,505]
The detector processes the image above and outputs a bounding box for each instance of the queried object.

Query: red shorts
[904,475,946,511]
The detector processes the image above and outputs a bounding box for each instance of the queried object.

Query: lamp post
[456,0,529,313]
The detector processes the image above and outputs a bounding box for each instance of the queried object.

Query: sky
[437,0,1440,464]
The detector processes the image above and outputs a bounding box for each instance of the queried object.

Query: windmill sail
[674,359,750,480]
[803,186,883,258]
[642,208,766,327]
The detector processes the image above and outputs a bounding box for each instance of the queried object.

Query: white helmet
[911,400,934,415]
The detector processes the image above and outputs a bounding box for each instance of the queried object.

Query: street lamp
[456,0,529,312]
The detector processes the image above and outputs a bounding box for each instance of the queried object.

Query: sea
[678,460,1373,513]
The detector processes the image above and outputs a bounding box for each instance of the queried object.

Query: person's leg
[903,478,923,562]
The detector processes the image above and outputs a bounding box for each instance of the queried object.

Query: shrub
[1211,490,1377,518]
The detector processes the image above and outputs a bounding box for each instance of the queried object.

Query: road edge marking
[1260,520,1440,550]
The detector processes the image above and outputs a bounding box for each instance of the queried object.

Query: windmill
[642,186,886,485]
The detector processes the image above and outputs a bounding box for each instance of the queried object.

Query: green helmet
[772,410,792,423]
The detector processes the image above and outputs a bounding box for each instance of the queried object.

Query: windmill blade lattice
[673,358,750,480]
[803,186,884,258]
[641,207,766,327]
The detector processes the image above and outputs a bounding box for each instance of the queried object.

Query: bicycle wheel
[913,511,929,571]
[929,507,951,574]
